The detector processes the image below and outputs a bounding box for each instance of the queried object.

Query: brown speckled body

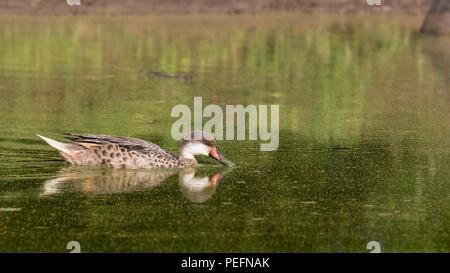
[57,133,199,169]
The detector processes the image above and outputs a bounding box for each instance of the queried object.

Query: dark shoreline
[0,0,434,16]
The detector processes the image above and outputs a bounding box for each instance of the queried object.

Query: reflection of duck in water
[42,167,177,195]
[179,168,224,203]
[41,166,233,203]
[37,131,235,169]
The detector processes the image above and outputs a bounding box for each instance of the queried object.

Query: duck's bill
[219,157,237,167]
[209,148,237,167]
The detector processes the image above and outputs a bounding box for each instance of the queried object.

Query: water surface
[0,14,449,252]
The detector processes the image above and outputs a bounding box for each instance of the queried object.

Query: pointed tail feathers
[36,134,71,155]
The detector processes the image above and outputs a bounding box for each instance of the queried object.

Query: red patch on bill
[210,148,221,160]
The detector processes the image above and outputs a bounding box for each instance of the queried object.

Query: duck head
[178,131,235,167]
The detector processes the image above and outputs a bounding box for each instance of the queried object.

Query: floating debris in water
[147,71,193,83]
[300,201,317,204]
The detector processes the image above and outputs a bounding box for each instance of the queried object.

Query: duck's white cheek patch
[182,143,210,158]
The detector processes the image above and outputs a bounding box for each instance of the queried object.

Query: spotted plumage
[37,131,233,169]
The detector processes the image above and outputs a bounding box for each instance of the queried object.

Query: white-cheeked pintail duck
[37,131,235,169]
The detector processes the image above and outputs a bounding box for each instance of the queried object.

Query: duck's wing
[65,133,177,158]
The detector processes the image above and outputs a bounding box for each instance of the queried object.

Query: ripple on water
[0,208,22,212]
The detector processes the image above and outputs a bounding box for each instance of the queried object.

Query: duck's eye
[201,138,207,143]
